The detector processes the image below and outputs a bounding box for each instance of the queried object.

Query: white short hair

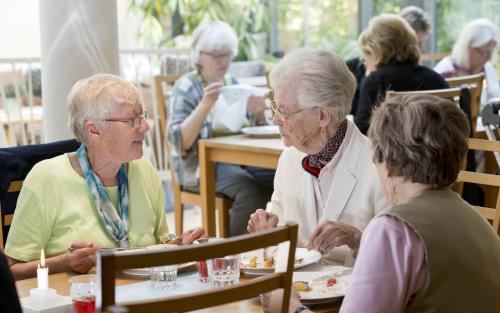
[269,48,356,122]
[67,74,140,144]
[191,20,238,67]
[452,18,498,68]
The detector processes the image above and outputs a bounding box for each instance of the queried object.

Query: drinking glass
[207,254,240,287]
[69,274,96,313]
[150,265,177,289]
[194,237,224,283]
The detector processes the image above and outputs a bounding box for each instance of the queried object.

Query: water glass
[69,274,96,313]
[207,254,240,287]
[150,265,177,289]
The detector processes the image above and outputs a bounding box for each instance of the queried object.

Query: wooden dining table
[198,134,285,237]
[16,268,341,312]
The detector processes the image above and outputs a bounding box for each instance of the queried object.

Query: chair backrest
[97,223,298,313]
[0,180,22,250]
[152,75,180,173]
[446,73,485,133]
[455,138,500,235]
[386,87,462,100]
[0,139,80,248]
[386,86,480,135]
[419,52,450,63]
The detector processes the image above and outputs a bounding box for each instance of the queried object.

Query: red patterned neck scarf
[302,119,348,177]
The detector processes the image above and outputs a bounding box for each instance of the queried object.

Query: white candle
[37,249,49,291]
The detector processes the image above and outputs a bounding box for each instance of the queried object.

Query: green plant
[128,0,273,60]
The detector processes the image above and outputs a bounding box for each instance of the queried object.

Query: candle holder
[20,288,73,313]
[20,249,73,312]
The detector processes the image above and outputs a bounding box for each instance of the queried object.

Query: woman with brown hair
[353,14,448,134]
[274,94,500,313]
[341,94,500,312]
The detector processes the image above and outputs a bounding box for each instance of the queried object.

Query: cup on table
[194,237,224,283]
[145,243,179,289]
[207,254,240,287]
[69,274,96,313]
[150,264,178,289]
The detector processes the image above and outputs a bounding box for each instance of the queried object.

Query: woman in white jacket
[247,48,387,265]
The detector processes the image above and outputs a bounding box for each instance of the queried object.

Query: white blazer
[269,121,387,263]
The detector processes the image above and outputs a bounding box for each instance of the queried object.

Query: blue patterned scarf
[76,144,129,248]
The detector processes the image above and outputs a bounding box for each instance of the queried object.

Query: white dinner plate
[122,244,196,276]
[240,248,321,275]
[293,269,352,305]
[241,125,281,138]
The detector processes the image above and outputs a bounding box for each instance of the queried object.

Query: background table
[198,135,285,236]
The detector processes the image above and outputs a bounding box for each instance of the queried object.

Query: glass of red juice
[194,237,224,283]
[69,274,96,313]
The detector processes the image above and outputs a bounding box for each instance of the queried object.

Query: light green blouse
[5,154,167,261]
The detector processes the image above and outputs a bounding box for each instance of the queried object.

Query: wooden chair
[0,180,22,250]
[455,138,500,235]
[0,139,80,249]
[153,75,232,237]
[98,222,298,313]
[446,73,485,133]
[419,52,449,63]
[386,87,462,101]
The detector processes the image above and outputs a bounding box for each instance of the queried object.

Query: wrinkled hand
[247,209,279,232]
[66,241,100,273]
[260,286,304,313]
[247,95,266,124]
[181,227,208,244]
[307,221,362,253]
[201,82,223,109]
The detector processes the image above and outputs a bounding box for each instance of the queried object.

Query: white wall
[0,0,142,59]
[0,0,40,58]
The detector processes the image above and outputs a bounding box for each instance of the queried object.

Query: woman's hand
[247,209,279,232]
[247,95,267,124]
[307,221,362,253]
[181,227,208,244]
[200,82,223,109]
[66,241,100,273]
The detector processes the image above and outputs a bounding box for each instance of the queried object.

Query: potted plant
[129,0,273,61]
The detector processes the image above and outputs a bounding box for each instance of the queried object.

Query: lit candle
[37,249,49,291]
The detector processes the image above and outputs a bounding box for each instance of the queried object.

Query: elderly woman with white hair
[248,48,387,265]
[167,20,274,236]
[5,74,205,280]
[435,18,500,101]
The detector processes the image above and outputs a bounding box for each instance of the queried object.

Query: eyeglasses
[474,47,494,58]
[201,51,233,61]
[270,94,316,121]
[104,111,149,129]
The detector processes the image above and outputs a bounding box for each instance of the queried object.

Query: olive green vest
[382,189,500,313]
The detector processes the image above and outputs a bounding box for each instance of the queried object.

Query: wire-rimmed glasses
[104,111,149,129]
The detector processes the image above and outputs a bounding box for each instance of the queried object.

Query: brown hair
[358,14,420,69]
[368,94,469,188]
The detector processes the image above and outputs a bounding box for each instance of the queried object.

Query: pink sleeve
[340,215,427,313]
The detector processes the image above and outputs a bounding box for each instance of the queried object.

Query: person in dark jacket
[353,14,448,134]
[347,6,432,116]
